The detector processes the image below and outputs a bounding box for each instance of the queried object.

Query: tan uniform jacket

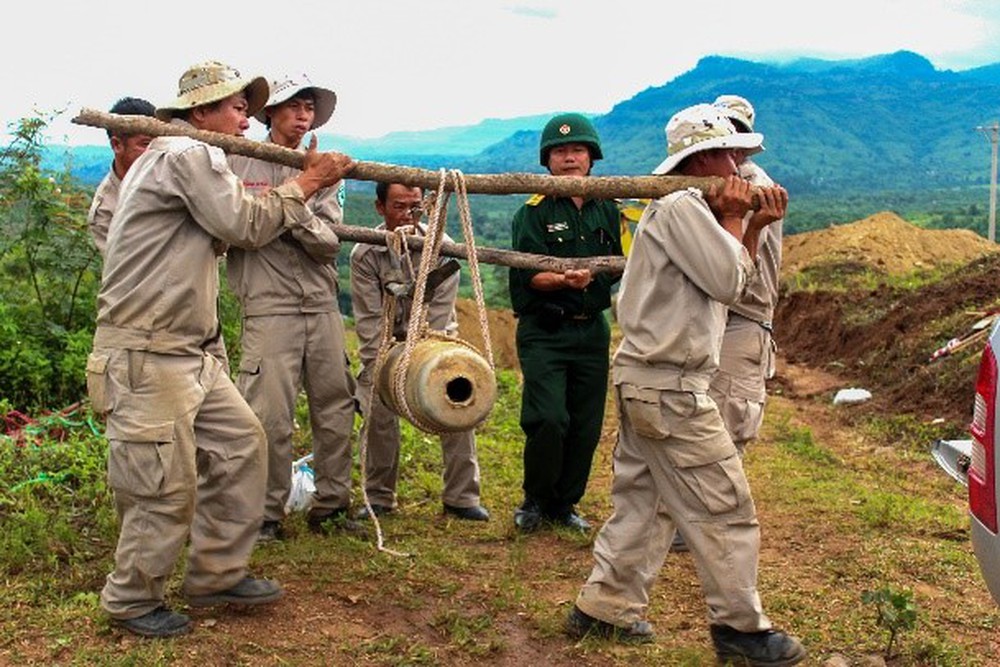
[94,120,336,355]
[350,224,460,380]
[730,161,781,323]
[87,166,120,258]
[227,145,344,315]
[612,189,755,392]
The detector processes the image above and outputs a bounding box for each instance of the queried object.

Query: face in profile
[111,133,152,175]
[194,92,250,136]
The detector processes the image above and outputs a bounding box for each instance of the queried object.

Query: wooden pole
[338,224,625,275]
[72,108,725,200]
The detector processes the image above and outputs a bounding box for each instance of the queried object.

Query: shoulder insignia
[525,194,545,206]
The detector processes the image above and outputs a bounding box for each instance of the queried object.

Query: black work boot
[256,520,285,544]
[443,503,491,521]
[548,507,591,532]
[113,606,191,638]
[186,576,284,607]
[513,497,543,532]
[565,605,654,644]
[710,625,806,666]
[308,507,366,535]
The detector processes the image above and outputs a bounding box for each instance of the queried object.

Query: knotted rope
[358,169,494,556]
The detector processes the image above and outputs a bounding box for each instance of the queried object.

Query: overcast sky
[4,0,1000,146]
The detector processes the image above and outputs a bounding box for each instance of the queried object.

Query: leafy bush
[0,113,101,410]
[0,402,114,586]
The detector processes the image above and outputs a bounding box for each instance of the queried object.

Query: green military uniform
[509,193,622,519]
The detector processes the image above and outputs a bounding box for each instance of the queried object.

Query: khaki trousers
[356,376,481,509]
[91,349,265,619]
[237,312,356,521]
[708,315,773,453]
[576,384,771,633]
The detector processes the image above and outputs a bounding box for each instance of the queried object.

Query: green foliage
[0,402,114,586]
[861,586,918,658]
[0,112,101,409]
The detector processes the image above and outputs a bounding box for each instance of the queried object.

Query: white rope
[356,170,495,556]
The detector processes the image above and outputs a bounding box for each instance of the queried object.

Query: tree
[0,112,101,409]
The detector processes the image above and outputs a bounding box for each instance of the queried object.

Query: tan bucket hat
[651,103,764,175]
[254,73,337,129]
[155,61,269,121]
[712,94,756,131]
[713,94,765,156]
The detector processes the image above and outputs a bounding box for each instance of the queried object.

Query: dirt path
[24,358,999,666]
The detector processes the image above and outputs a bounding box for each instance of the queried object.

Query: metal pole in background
[976,121,999,243]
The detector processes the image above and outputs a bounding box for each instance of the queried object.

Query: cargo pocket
[106,420,176,499]
[674,454,751,516]
[86,352,112,415]
[620,384,670,440]
[236,356,262,394]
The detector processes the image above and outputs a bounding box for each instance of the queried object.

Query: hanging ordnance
[376,335,497,433]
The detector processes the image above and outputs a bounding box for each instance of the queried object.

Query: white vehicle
[932,319,1000,605]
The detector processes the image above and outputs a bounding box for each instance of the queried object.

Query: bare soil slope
[775,212,1000,424]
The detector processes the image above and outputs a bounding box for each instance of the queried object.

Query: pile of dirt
[775,244,1000,424]
[782,211,998,278]
[455,298,519,370]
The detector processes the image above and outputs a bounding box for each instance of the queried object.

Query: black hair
[375,182,424,204]
[375,181,390,203]
[107,97,156,138]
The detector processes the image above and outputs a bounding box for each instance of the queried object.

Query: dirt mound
[774,253,1000,423]
[455,298,519,370]
[782,211,998,278]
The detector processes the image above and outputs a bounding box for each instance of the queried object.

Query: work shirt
[612,189,756,392]
[730,160,781,324]
[94,119,337,355]
[227,140,345,316]
[87,165,121,258]
[508,195,622,317]
[350,223,459,380]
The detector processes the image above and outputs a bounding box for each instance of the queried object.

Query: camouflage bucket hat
[254,72,338,129]
[155,61,269,121]
[713,94,756,131]
[713,94,765,156]
[651,103,763,175]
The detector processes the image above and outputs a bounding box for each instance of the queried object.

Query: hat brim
[254,86,338,129]
[651,131,764,175]
[155,75,269,122]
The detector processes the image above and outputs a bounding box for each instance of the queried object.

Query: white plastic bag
[832,387,872,406]
[286,453,316,513]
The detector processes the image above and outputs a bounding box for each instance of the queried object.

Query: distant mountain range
[50,50,1000,201]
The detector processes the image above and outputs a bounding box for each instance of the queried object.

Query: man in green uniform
[508,113,622,532]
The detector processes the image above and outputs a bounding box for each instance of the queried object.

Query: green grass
[2,373,1000,665]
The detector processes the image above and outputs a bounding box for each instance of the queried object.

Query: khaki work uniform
[576,189,773,634]
[87,165,120,258]
[708,162,781,452]
[87,120,337,620]
[350,225,481,510]
[228,146,355,521]
[88,164,230,368]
